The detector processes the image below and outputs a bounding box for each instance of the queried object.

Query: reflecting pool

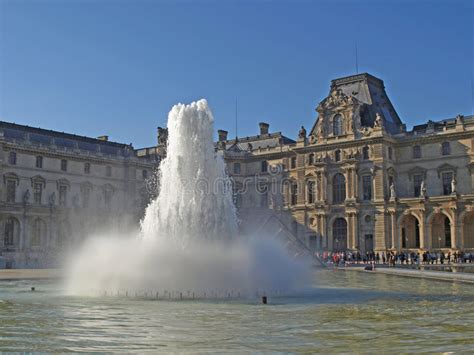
[1,270,473,352]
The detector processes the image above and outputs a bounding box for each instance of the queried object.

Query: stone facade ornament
[308,134,317,144]
[389,182,396,200]
[420,180,427,198]
[49,192,56,206]
[23,189,30,204]
[374,113,384,128]
[451,176,457,194]
[298,126,307,139]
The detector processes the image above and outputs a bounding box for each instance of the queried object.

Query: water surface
[1,270,473,353]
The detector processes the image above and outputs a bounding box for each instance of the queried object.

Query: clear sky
[0,0,472,148]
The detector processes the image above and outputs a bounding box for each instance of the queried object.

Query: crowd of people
[316,250,474,266]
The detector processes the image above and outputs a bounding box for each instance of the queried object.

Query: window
[261,161,268,173]
[413,145,421,159]
[33,182,42,204]
[233,163,241,175]
[362,146,369,160]
[307,181,315,204]
[333,115,343,136]
[413,174,423,197]
[31,219,43,247]
[82,187,91,208]
[442,172,453,195]
[308,154,314,165]
[362,175,372,201]
[4,218,16,246]
[84,162,91,174]
[59,185,67,206]
[333,173,346,204]
[36,156,43,168]
[444,218,451,248]
[441,142,451,156]
[6,180,16,203]
[61,159,68,171]
[290,182,297,206]
[106,166,112,177]
[388,147,393,160]
[8,152,17,165]
[335,150,341,162]
[290,157,297,169]
[104,189,113,210]
[142,170,148,179]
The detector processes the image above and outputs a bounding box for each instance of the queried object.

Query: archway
[400,214,420,249]
[333,218,347,251]
[463,212,474,248]
[431,213,451,249]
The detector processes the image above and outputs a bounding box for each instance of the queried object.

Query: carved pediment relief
[437,163,457,177]
[407,166,427,180]
[316,88,359,112]
[31,175,46,187]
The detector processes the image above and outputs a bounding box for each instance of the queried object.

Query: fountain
[65,99,310,297]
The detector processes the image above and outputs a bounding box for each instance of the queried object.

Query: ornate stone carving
[374,112,384,128]
[298,126,307,139]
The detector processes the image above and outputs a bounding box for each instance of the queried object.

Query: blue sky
[0,0,472,148]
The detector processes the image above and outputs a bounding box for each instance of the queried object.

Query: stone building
[2,72,473,269]
[217,73,474,254]
[0,122,155,268]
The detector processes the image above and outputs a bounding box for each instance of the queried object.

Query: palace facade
[0,122,155,268]
[1,72,473,268]
[216,73,474,255]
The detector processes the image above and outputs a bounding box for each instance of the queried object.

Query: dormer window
[333,115,343,136]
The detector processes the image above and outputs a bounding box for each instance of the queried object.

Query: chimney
[97,135,109,141]
[259,122,269,135]
[218,129,228,141]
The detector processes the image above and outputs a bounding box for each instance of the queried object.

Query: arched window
[335,150,341,162]
[333,115,343,136]
[333,173,346,204]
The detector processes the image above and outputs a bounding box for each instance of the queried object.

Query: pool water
[1,269,473,352]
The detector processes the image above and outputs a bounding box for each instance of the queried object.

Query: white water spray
[65,100,310,297]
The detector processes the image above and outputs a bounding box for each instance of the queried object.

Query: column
[450,208,458,249]
[390,210,397,249]
[345,168,351,201]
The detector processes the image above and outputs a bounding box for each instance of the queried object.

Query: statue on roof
[298,126,307,139]
[374,113,384,128]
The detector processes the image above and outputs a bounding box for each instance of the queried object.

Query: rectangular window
[36,156,43,168]
[82,188,90,208]
[59,185,67,206]
[388,147,393,160]
[442,142,451,156]
[290,183,297,205]
[261,161,267,173]
[106,166,112,177]
[307,181,315,204]
[61,159,68,171]
[142,170,148,179]
[291,157,297,169]
[413,174,423,197]
[84,162,90,174]
[233,163,241,175]
[33,183,42,204]
[413,146,421,159]
[6,180,16,202]
[442,172,453,195]
[8,152,17,165]
[362,175,372,201]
